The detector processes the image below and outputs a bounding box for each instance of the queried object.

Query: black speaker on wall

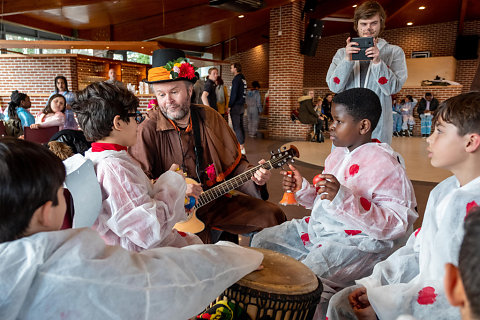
[454,35,479,60]
[301,19,324,57]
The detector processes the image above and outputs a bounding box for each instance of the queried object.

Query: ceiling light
[141,46,144,49]
[352,4,357,7]
[106,46,110,49]
[407,22,413,26]
[418,6,425,10]
[238,15,244,18]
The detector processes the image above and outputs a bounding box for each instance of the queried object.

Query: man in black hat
[129,48,286,243]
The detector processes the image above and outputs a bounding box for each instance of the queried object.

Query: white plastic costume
[0,228,263,319]
[84,149,202,251]
[326,38,407,145]
[327,175,480,319]
[252,142,417,290]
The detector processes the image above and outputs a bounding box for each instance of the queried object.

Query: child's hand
[29,124,40,129]
[315,174,340,200]
[348,287,376,320]
[186,183,203,200]
[280,164,303,193]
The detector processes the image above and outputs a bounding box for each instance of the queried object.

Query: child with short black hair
[72,81,202,251]
[252,87,417,315]
[328,91,480,319]
[0,137,263,319]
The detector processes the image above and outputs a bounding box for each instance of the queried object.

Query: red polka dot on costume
[344,230,362,236]
[378,77,388,85]
[349,164,360,177]
[301,233,310,246]
[466,201,479,219]
[317,244,322,248]
[417,286,437,305]
[415,228,421,237]
[305,217,310,224]
[360,197,371,211]
[177,230,187,237]
[333,77,340,84]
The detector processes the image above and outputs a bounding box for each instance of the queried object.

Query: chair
[24,126,59,144]
[0,121,7,137]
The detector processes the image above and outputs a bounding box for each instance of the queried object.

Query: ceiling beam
[2,15,74,37]
[0,40,162,55]
[0,0,100,16]
[385,0,418,22]
[457,0,469,34]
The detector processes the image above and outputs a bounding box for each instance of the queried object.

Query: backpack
[1,119,23,138]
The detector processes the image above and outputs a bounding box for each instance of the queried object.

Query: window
[127,51,151,64]
[5,34,39,54]
[71,49,94,55]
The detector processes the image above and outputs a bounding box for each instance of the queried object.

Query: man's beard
[160,95,191,121]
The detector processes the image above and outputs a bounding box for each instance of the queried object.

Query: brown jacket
[129,104,267,199]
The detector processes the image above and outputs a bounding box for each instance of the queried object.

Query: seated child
[251,87,417,311]
[30,93,66,130]
[392,98,403,137]
[400,95,417,137]
[328,92,480,319]
[0,137,263,319]
[2,90,35,137]
[72,82,202,251]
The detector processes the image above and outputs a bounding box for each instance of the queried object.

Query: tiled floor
[244,135,444,229]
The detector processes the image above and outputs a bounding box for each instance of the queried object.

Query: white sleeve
[98,162,187,250]
[295,177,318,209]
[369,46,407,96]
[326,48,355,93]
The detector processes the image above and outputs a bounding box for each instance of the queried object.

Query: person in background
[246,81,262,138]
[31,94,66,130]
[229,62,247,154]
[0,137,264,320]
[326,0,407,144]
[400,95,417,137]
[321,93,334,132]
[298,89,324,143]
[392,98,403,137]
[105,68,125,88]
[48,76,78,130]
[7,90,35,128]
[418,92,439,138]
[202,67,219,111]
[215,76,229,121]
[193,72,205,105]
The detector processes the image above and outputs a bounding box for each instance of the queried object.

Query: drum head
[239,248,319,295]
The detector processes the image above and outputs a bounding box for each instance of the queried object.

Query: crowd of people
[1,1,479,320]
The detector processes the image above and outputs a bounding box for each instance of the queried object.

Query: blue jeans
[420,113,433,135]
[392,113,402,132]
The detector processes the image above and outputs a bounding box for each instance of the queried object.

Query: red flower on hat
[179,62,196,80]
[378,77,388,85]
[333,77,340,84]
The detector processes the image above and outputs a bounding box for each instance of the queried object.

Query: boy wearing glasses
[72,82,202,252]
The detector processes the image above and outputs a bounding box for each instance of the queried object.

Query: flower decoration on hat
[147,57,197,83]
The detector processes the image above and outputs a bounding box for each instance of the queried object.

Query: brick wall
[303,20,480,91]
[268,2,310,140]
[224,43,270,89]
[77,60,106,90]
[0,55,78,94]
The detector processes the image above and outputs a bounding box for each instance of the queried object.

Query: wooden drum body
[215,248,323,320]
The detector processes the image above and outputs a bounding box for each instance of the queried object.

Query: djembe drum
[212,248,323,320]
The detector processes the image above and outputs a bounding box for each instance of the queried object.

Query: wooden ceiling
[1,0,479,58]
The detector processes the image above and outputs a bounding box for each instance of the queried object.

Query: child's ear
[359,119,371,135]
[24,201,54,236]
[444,263,467,308]
[112,115,124,131]
[465,133,480,153]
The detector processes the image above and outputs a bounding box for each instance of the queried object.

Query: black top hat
[145,48,197,84]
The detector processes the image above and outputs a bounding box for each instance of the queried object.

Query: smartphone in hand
[351,37,374,61]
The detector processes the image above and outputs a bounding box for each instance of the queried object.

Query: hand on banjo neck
[174,145,300,234]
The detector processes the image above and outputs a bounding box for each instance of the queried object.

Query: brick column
[268,1,312,140]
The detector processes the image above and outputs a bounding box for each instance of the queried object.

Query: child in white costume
[252,88,417,299]
[328,92,480,320]
[72,82,202,251]
[0,138,263,320]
